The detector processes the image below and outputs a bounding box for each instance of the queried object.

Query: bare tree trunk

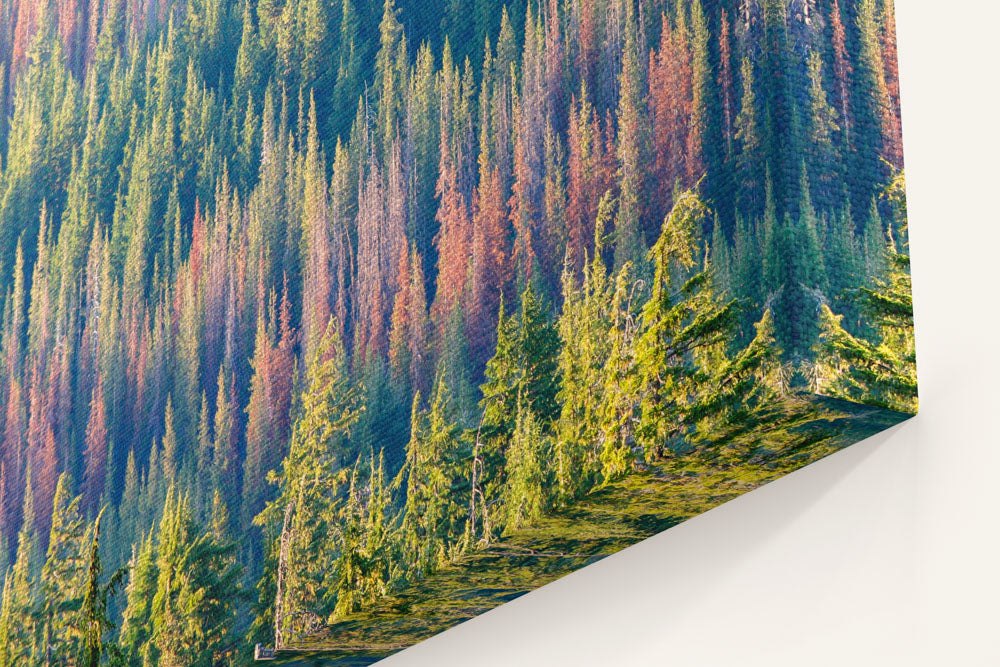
[468,399,495,547]
[274,498,296,650]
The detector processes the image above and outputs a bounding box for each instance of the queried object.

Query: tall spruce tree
[119,530,157,666]
[760,0,800,217]
[734,56,764,217]
[480,285,561,438]
[501,397,551,531]
[76,510,125,667]
[147,486,242,666]
[596,265,640,483]
[330,450,393,619]
[634,189,740,460]
[256,318,362,646]
[849,0,892,215]
[399,366,469,574]
[37,473,88,664]
[554,193,615,501]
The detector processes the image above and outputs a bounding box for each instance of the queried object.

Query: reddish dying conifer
[509,121,538,287]
[10,0,38,76]
[82,376,109,514]
[190,199,206,289]
[433,119,473,330]
[830,0,853,149]
[0,377,25,543]
[649,13,693,212]
[575,0,598,93]
[509,4,547,286]
[880,0,903,167]
[469,167,511,366]
[204,196,231,384]
[26,370,58,550]
[53,338,74,463]
[543,0,566,126]
[388,244,413,384]
[354,158,389,363]
[302,98,333,361]
[56,0,82,73]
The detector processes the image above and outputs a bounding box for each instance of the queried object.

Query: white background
[382,2,1000,664]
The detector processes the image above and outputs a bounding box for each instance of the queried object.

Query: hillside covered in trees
[0,0,915,663]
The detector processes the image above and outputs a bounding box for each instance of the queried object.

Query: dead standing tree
[273,496,296,650]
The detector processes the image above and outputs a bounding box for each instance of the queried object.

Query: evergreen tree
[256,319,362,646]
[565,85,613,275]
[501,398,551,531]
[734,56,764,216]
[822,207,864,326]
[160,396,180,486]
[612,0,647,270]
[805,50,841,210]
[193,393,213,520]
[148,486,242,666]
[332,0,361,141]
[862,197,889,284]
[763,174,829,359]
[760,0,800,217]
[849,0,892,214]
[399,367,468,573]
[0,469,39,665]
[554,198,615,501]
[634,189,740,459]
[596,266,639,483]
[817,174,915,413]
[375,0,407,161]
[212,369,238,521]
[118,532,158,666]
[115,450,142,570]
[37,473,88,664]
[82,378,109,516]
[717,9,735,160]
[710,214,732,295]
[687,0,724,214]
[685,308,783,444]
[330,449,393,619]
[476,284,562,511]
[76,510,125,667]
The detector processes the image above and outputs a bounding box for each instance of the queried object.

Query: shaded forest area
[0,0,915,664]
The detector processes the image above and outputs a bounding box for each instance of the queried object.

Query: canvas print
[0,0,916,664]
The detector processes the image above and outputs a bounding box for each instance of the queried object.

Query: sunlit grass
[269,395,910,665]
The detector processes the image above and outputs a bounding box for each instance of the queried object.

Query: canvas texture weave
[0,0,915,664]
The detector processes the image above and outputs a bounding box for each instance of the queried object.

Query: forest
[0,0,916,664]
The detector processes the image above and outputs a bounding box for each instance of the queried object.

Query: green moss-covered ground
[265,395,911,665]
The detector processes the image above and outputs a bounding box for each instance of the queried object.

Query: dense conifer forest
[0,0,916,663]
